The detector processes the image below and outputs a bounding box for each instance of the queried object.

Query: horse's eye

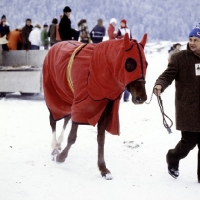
[125,58,137,72]
[146,60,148,68]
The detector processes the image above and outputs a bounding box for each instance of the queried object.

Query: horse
[43,33,148,180]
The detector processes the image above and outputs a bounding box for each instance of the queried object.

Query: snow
[0,48,200,200]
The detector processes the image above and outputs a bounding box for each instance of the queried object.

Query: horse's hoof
[57,143,62,150]
[51,149,60,155]
[102,173,113,180]
[56,153,66,163]
[51,149,60,161]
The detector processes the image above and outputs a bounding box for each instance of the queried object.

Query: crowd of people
[0,6,132,52]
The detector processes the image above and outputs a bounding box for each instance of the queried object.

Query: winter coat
[56,25,61,41]
[0,23,10,37]
[78,22,90,43]
[48,23,57,44]
[28,27,41,46]
[41,29,49,46]
[21,25,33,50]
[90,25,105,43]
[116,28,132,39]
[7,30,22,50]
[59,15,74,41]
[168,49,180,62]
[155,44,200,132]
[107,24,117,40]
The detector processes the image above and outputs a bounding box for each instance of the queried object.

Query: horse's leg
[97,101,113,180]
[49,114,60,158]
[56,122,78,163]
[57,115,71,150]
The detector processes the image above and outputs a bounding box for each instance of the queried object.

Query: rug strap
[66,43,87,93]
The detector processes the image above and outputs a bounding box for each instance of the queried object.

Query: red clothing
[107,24,117,40]
[56,25,61,41]
[43,34,147,135]
[7,30,22,50]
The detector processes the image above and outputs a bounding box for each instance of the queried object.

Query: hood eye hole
[125,58,137,72]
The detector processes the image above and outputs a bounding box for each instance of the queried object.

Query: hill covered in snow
[0,0,200,42]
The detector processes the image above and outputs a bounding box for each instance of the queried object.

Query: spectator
[55,15,62,43]
[107,18,117,40]
[28,24,41,50]
[59,6,75,41]
[78,19,90,43]
[168,43,181,62]
[116,19,132,102]
[21,18,33,50]
[7,26,22,50]
[90,19,105,43]
[41,24,49,50]
[116,19,132,39]
[48,18,58,46]
[0,15,10,51]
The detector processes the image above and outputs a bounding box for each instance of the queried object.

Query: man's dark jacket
[59,15,74,41]
[155,44,200,132]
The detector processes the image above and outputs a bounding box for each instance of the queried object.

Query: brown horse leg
[57,115,71,150]
[97,101,113,180]
[56,122,78,163]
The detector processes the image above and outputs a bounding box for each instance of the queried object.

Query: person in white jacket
[28,24,41,50]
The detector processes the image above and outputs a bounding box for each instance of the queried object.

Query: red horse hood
[88,33,147,100]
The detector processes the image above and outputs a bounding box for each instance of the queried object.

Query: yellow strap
[66,44,86,93]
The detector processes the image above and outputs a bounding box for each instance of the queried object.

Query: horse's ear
[139,33,147,48]
[124,33,132,51]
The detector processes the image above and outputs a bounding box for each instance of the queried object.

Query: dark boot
[168,165,179,178]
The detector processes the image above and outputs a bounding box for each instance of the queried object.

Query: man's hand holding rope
[153,85,162,96]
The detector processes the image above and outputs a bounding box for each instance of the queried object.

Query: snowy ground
[0,50,200,200]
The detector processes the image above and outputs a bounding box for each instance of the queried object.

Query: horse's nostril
[136,96,142,102]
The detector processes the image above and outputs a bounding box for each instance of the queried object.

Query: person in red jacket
[7,26,22,50]
[107,18,117,40]
[116,19,132,39]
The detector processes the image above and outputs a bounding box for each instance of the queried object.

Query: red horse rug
[43,33,147,135]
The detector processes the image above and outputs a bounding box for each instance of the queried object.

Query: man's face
[65,12,70,17]
[189,37,200,55]
[26,20,31,26]
[1,18,6,23]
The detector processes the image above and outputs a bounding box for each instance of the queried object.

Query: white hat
[0,35,8,44]
[17,26,22,30]
[110,18,117,24]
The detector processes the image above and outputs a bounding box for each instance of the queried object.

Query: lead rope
[145,89,173,134]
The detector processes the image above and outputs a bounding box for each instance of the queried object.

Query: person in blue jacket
[90,19,105,43]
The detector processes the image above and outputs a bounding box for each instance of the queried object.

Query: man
[59,6,74,41]
[21,18,33,50]
[41,24,49,49]
[0,15,10,51]
[154,23,200,183]
[28,24,41,50]
[7,26,22,50]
